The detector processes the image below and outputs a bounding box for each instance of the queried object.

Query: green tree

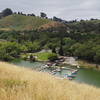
[48,53,58,61]
[0,42,21,61]
[2,8,13,17]
[93,46,100,63]
[40,12,47,18]
[25,41,40,53]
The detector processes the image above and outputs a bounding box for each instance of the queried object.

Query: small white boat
[77,66,80,68]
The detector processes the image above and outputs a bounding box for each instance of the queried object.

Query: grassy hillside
[68,19,100,34]
[0,14,53,30]
[0,62,100,100]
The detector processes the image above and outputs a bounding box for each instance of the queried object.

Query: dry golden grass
[0,62,100,100]
[39,21,66,31]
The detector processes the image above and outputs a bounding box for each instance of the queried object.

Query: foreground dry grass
[0,62,100,100]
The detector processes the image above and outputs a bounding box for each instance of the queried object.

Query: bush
[2,8,13,17]
[48,53,58,61]
[0,42,21,61]
[71,42,95,61]
[25,42,40,53]
[93,46,100,63]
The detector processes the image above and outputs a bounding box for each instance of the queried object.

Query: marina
[12,59,100,87]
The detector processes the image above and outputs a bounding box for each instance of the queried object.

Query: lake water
[12,60,100,88]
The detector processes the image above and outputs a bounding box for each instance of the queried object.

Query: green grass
[21,52,55,61]
[20,52,56,61]
[33,52,54,61]
[0,14,53,30]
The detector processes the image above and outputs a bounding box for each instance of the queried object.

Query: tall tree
[2,8,13,17]
[59,38,64,56]
[40,12,47,18]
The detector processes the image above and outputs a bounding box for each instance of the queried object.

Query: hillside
[39,21,66,31]
[0,14,55,30]
[0,62,100,100]
[67,19,100,34]
[0,14,100,64]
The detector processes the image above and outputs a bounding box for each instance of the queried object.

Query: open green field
[21,52,57,61]
[33,52,54,61]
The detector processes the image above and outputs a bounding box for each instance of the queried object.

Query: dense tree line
[0,8,100,63]
[0,28,100,64]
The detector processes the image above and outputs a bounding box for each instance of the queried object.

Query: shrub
[0,42,21,61]
[48,53,58,61]
[94,50,100,64]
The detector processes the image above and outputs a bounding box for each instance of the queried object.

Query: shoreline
[13,55,100,71]
[60,56,100,70]
[78,60,100,70]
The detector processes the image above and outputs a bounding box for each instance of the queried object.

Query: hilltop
[0,14,60,31]
[0,62,100,100]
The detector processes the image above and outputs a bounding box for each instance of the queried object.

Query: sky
[0,0,100,20]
